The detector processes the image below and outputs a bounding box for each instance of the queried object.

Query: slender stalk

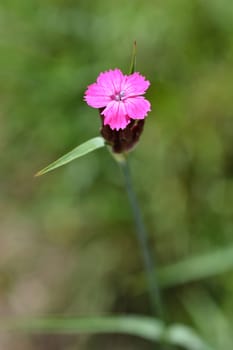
[118,157,164,320]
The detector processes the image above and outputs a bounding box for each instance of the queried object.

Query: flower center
[113,90,125,101]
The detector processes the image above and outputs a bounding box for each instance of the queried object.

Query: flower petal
[84,83,111,108]
[102,100,130,130]
[123,72,150,97]
[124,96,151,119]
[97,69,125,94]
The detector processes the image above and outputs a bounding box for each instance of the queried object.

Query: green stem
[118,157,164,320]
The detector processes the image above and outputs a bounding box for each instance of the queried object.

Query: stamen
[120,90,125,98]
[113,90,125,101]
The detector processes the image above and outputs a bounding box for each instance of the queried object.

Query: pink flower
[84,69,151,130]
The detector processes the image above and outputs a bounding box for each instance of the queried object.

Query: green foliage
[129,41,137,74]
[3,315,213,350]
[35,137,105,176]
[132,244,233,291]
[0,0,233,349]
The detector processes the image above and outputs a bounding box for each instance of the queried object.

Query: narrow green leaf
[167,324,213,350]
[158,244,233,288]
[35,137,105,176]
[132,245,233,292]
[129,41,137,74]
[180,288,233,350]
[1,315,213,350]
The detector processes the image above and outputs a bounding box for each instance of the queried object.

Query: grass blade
[180,288,233,350]
[1,315,213,350]
[158,245,233,288]
[129,41,137,74]
[132,245,233,292]
[35,136,105,176]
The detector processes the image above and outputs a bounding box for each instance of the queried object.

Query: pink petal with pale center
[124,96,151,119]
[97,69,125,95]
[102,100,130,130]
[123,72,150,97]
[84,68,151,130]
[84,83,111,108]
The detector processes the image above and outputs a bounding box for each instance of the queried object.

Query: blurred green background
[0,0,233,349]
